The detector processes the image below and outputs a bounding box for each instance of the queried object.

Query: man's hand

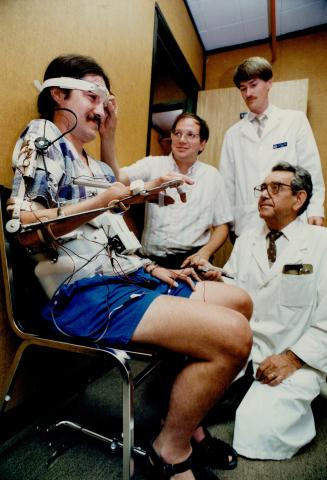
[103,175,192,209]
[182,248,211,268]
[256,351,303,386]
[99,95,118,139]
[308,216,324,226]
[145,172,194,203]
[151,266,201,290]
[181,256,223,281]
[99,181,130,206]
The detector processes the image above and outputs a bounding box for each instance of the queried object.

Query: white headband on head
[33,77,110,105]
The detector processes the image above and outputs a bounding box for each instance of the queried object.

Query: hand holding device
[195,265,234,279]
[109,179,185,208]
[9,179,185,237]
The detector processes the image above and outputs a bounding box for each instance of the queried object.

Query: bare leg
[190,280,253,450]
[131,295,252,479]
[191,280,253,320]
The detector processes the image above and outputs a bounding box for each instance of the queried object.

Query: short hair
[271,162,313,215]
[171,112,209,142]
[37,54,111,120]
[233,57,273,88]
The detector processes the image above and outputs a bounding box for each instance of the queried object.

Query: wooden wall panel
[158,0,204,86]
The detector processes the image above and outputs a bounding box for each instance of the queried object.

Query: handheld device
[195,265,234,279]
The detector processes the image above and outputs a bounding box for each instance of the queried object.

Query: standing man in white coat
[198,162,327,459]
[219,56,325,237]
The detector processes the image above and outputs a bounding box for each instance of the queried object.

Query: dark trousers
[146,247,201,270]
[204,361,254,425]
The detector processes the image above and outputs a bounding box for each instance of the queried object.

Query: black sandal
[146,441,220,479]
[192,429,238,470]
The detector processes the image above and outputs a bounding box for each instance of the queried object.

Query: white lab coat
[220,105,325,236]
[224,218,327,459]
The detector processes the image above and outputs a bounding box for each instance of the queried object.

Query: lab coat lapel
[251,229,270,278]
[260,105,282,139]
[240,106,281,141]
[240,117,258,142]
[269,235,307,279]
[251,222,309,284]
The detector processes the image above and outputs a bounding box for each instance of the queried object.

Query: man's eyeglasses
[171,130,200,141]
[254,181,296,197]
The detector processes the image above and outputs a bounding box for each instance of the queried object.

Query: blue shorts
[42,268,193,345]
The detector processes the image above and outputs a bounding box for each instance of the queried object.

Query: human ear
[294,190,307,213]
[198,140,206,153]
[50,87,66,105]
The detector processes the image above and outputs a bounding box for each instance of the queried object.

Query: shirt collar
[248,104,272,122]
[263,217,302,242]
[169,152,200,176]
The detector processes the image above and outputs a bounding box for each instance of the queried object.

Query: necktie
[267,230,282,264]
[253,114,267,138]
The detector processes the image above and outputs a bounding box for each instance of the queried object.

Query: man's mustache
[87,114,101,127]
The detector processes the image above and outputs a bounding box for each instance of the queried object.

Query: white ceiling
[185,0,327,51]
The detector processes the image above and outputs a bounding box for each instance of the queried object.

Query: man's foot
[192,429,237,470]
[146,440,219,479]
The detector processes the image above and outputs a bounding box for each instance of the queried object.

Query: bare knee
[226,313,253,366]
[233,288,253,320]
[192,282,253,320]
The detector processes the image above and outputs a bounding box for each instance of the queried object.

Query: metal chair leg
[0,340,29,414]
[121,357,135,480]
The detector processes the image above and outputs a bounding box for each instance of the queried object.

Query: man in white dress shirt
[219,56,325,237]
[118,113,232,269]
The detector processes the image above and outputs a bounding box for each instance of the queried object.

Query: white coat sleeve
[296,113,325,218]
[212,169,233,226]
[219,130,236,229]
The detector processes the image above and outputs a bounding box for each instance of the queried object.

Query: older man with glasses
[194,161,327,460]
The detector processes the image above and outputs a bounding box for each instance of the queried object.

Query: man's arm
[296,113,325,224]
[144,263,201,290]
[121,156,194,202]
[255,350,304,386]
[219,131,236,228]
[15,182,133,248]
[259,232,327,383]
[98,96,122,181]
[181,224,229,267]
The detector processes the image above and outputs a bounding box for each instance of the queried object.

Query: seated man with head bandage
[9,54,253,480]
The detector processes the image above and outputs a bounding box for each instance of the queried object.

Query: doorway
[147,5,201,156]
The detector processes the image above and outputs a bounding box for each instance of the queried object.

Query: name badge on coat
[273,142,288,149]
